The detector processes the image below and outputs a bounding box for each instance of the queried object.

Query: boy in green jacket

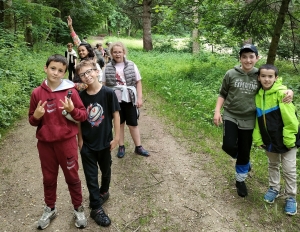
[253,64,298,215]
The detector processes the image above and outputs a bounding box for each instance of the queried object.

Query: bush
[0,28,65,136]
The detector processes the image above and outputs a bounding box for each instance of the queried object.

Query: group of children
[213,44,298,216]
[29,26,298,230]
[30,17,149,230]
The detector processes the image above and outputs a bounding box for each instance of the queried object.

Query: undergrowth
[0,28,65,138]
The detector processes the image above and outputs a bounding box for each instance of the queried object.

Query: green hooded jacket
[253,78,299,153]
[219,65,259,121]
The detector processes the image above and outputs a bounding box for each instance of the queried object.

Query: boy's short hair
[67,43,73,47]
[239,44,258,57]
[258,64,279,76]
[46,54,68,71]
[75,60,97,74]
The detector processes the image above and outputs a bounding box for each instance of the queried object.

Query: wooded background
[1,0,300,65]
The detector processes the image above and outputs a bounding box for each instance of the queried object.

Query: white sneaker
[74,205,87,228]
[37,206,57,229]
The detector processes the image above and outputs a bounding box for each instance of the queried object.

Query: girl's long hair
[78,42,95,61]
[73,42,97,83]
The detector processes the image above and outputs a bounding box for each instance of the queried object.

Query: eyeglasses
[79,69,96,78]
[112,51,123,55]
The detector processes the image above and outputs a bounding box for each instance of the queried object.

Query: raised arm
[67,15,81,47]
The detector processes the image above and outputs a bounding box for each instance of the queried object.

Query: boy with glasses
[76,60,120,227]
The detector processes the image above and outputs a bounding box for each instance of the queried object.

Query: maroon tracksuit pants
[37,136,82,209]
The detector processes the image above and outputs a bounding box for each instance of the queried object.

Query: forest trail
[0,102,267,232]
[0,37,268,231]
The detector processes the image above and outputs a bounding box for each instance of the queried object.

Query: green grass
[89,36,143,50]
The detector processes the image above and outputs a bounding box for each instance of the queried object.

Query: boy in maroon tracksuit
[29,54,88,230]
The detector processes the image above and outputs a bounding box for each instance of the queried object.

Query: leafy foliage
[11,0,61,42]
[0,27,64,134]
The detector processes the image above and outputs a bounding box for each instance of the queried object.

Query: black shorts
[119,102,139,126]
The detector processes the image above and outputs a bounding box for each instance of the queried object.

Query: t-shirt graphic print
[87,102,104,127]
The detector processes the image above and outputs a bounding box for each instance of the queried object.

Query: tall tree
[3,0,13,31]
[115,0,176,51]
[0,1,4,24]
[225,0,299,62]
[24,0,33,46]
[267,0,291,64]
[192,0,200,54]
[143,0,153,50]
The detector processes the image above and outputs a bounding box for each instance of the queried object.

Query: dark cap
[239,44,258,56]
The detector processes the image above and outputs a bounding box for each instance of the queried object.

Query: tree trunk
[107,18,112,36]
[192,0,200,54]
[4,0,14,32]
[267,0,291,64]
[192,29,200,54]
[126,27,131,37]
[142,0,153,51]
[24,20,33,46]
[0,1,4,24]
[24,0,33,46]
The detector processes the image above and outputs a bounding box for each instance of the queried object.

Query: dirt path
[0,99,268,232]
[0,37,269,231]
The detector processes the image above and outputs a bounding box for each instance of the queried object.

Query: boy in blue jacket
[253,64,298,215]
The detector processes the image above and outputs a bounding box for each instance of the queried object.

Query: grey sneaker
[37,206,57,230]
[74,205,87,228]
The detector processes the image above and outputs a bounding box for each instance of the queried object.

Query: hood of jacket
[233,65,258,76]
[257,77,285,96]
[41,79,75,92]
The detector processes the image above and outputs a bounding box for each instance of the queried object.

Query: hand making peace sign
[33,100,47,119]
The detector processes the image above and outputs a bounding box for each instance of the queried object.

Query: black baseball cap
[239,44,258,56]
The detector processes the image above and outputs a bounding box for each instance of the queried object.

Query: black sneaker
[135,146,149,157]
[90,207,111,227]
[236,181,248,197]
[117,146,125,158]
[99,192,110,206]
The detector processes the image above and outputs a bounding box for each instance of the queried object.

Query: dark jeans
[222,120,253,165]
[80,145,112,209]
